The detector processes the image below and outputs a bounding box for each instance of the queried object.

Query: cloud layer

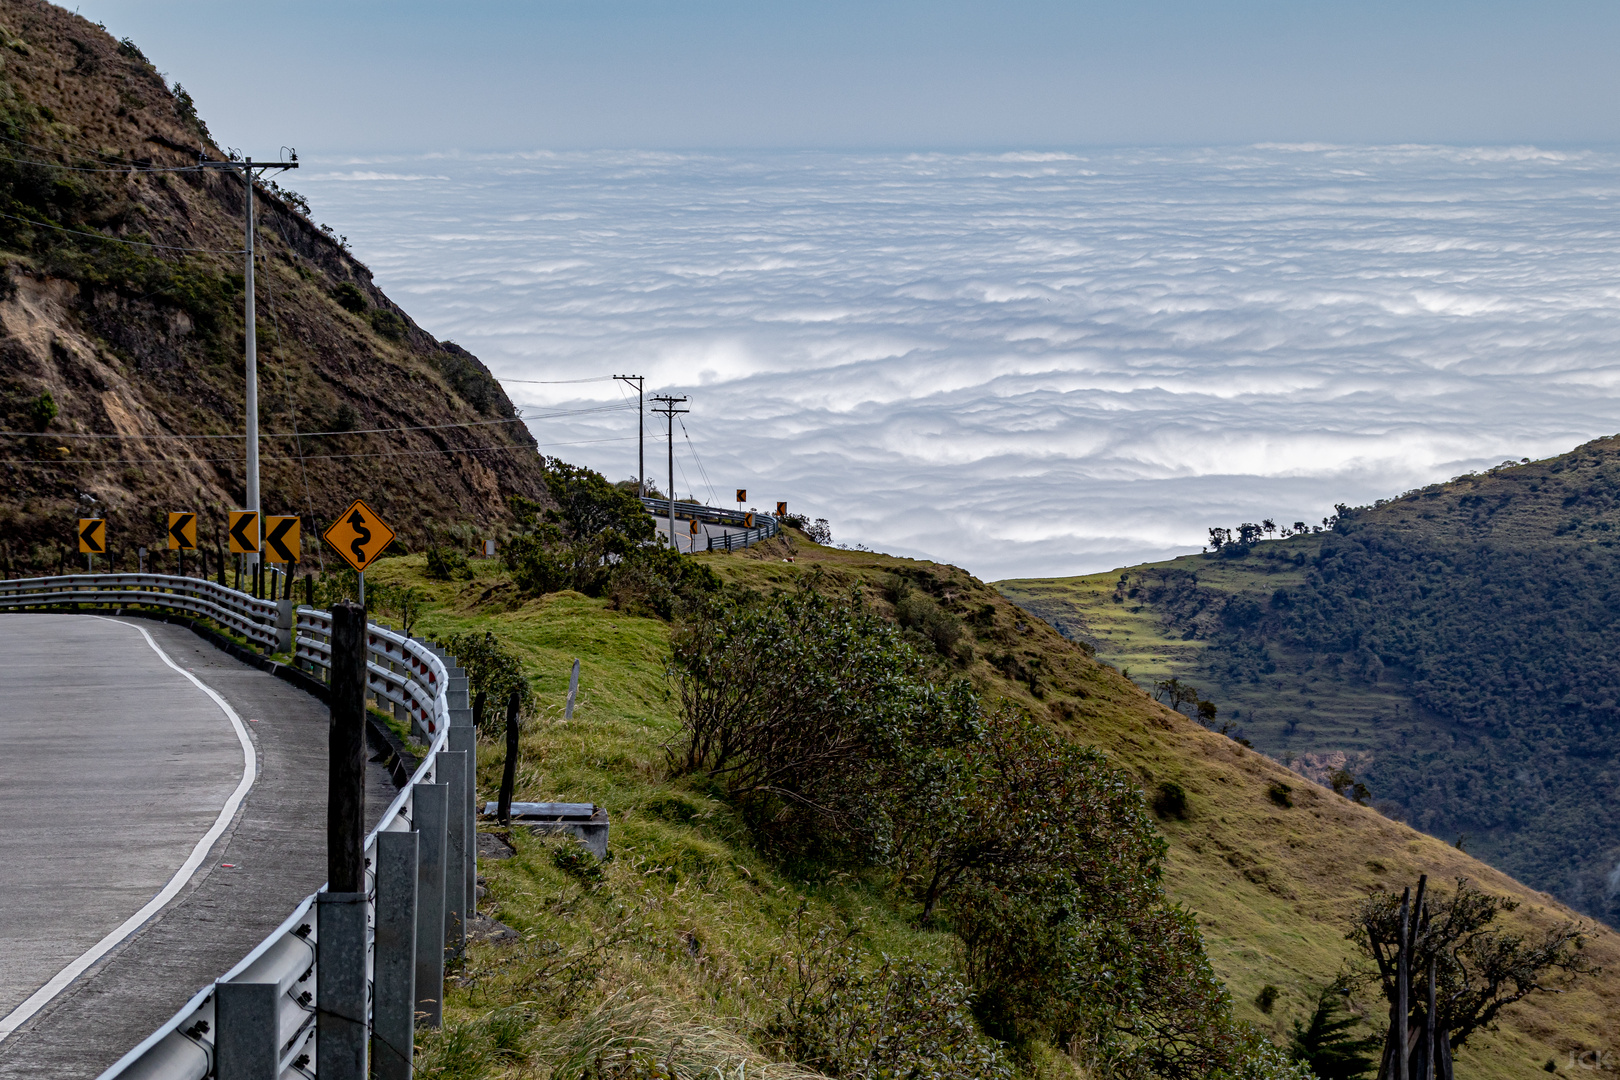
[298,146,1620,579]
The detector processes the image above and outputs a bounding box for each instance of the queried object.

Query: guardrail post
[317,891,369,1079]
[449,725,477,924]
[446,663,471,727]
[276,596,293,654]
[374,830,419,1080]
[413,781,448,1028]
[214,980,280,1080]
[330,600,367,892]
[321,599,369,1079]
[440,750,469,961]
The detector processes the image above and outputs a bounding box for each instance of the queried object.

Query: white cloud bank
[297,146,1620,580]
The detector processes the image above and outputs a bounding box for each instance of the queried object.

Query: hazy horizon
[289,144,1620,580]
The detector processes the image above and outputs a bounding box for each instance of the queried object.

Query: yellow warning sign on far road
[167,512,197,550]
[78,518,105,554]
[228,510,260,554]
[323,499,395,573]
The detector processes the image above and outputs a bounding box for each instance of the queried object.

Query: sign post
[228,510,260,595]
[168,512,197,578]
[322,499,397,608]
[77,518,105,572]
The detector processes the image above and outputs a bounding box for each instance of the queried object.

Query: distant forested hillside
[1000,434,1620,924]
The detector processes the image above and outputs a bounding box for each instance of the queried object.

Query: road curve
[0,615,391,1079]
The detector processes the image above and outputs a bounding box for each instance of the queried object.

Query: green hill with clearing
[998,434,1620,931]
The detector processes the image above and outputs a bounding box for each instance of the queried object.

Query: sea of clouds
[296,145,1620,581]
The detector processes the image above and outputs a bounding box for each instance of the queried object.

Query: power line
[0,209,244,254]
[0,435,635,467]
[0,404,631,441]
[677,417,718,505]
[0,149,208,175]
[500,375,617,385]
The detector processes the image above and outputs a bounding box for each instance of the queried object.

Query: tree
[1238,522,1264,546]
[1288,986,1381,1080]
[503,461,656,596]
[1349,876,1598,1079]
[1208,527,1232,551]
[1263,519,1277,538]
[1327,767,1370,805]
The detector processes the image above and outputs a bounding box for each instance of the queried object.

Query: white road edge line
[0,617,258,1041]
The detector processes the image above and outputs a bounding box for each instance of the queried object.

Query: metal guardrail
[639,497,779,552]
[0,573,283,649]
[0,574,478,1079]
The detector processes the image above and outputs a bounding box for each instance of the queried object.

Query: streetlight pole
[652,395,688,553]
[613,374,645,496]
[198,153,298,565]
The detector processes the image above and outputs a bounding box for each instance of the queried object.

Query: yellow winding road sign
[323,499,396,573]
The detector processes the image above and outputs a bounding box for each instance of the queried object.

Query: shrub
[1255,985,1280,1013]
[762,918,1012,1080]
[1267,780,1293,808]
[332,282,366,313]
[892,581,969,663]
[671,585,1289,1075]
[503,463,659,599]
[369,308,406,340]
[1152,780,1189,820]
[27,390,55,431]
[425,544,471,581]
[443,629,533,731]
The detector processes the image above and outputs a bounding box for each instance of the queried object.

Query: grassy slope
[365,535,1620,1078]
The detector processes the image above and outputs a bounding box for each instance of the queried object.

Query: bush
[332,282,366,313]
[1267,780,1293,808]
[1255,985,1280,1013]
[892,581,969,663]
[763,918,1012,1080]
[443,628,534,731]
[503,462,661,600]
[425,545,471,581]
[1153,780,1189,820]
[671,585,1287,1075]
[369,308,406,340]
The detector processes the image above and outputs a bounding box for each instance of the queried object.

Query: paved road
[0,615,393,1079]
[653,516,761,553]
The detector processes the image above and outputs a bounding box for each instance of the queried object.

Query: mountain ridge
[0,0,546,574]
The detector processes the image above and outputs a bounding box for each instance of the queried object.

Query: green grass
[360,542,1620,1079]
[364,554,983,1080]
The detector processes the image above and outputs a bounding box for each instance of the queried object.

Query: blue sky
[70,1,1620,152]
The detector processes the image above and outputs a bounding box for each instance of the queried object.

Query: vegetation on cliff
[0,0,545,575]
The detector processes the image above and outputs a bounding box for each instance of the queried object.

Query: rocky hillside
[0,0,546,574]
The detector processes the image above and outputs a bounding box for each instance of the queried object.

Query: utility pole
[613,374,645,495]
[198,153,299,566]
[651,395,688,553]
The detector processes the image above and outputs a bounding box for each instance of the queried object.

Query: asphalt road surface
[0,614,393,1078]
